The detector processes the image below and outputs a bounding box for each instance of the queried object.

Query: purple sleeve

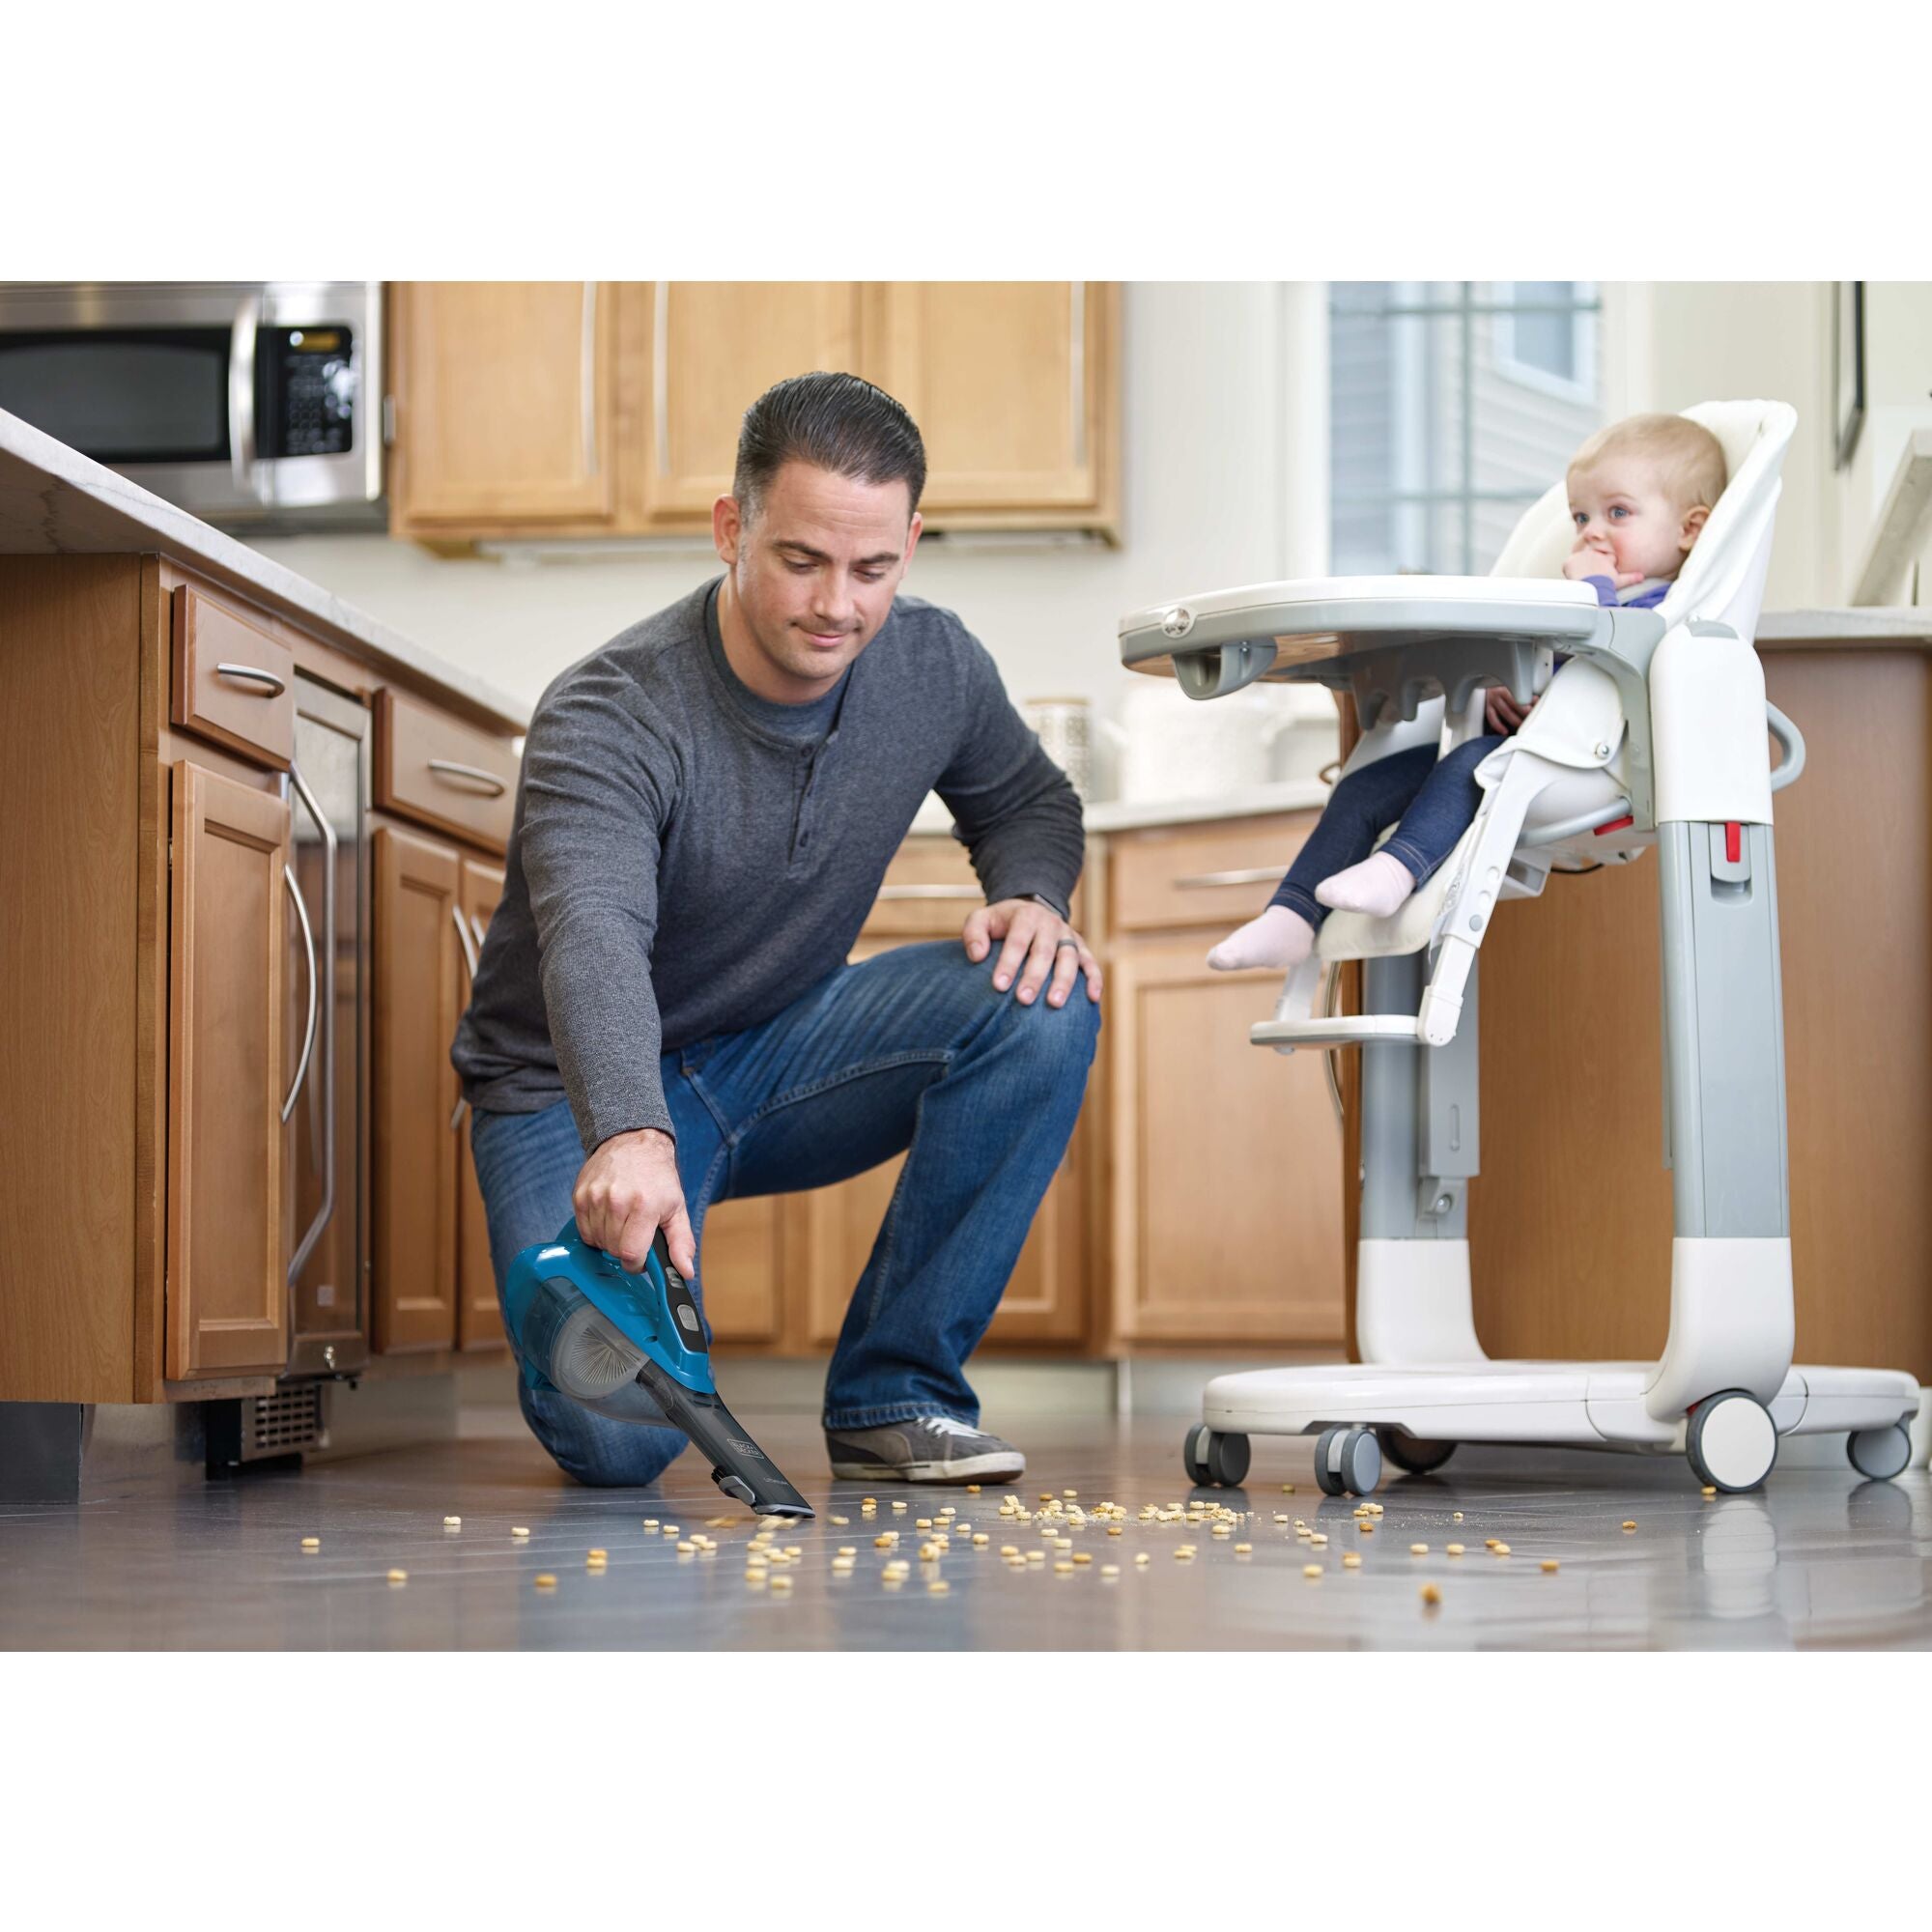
[1582,574,1620,608]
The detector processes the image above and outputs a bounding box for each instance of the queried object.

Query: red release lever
[1724,821,1742,865]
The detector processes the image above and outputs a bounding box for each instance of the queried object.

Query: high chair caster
[1182,1424,1250,1488]
[1314,1426,1382,1497]
[1847,1423,1912,1482]
[1376,1428,1457,1475]
[1686,1390,1778,1492]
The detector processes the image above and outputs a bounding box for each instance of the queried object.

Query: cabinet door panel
[167,762,291,1378]
[456,859,507,1350]
[863,283,1114,512]
[638,283,862,521]
[698,1197,783,1344]
[372,826,461,1350]
[390,282,614,528]
[1109,940,1344,1345]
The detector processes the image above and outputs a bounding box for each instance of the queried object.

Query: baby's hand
[1563,542,1643,590]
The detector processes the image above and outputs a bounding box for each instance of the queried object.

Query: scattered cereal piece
[1101,1563,1120,1577]
[1064,1490,1078,1498]
[1622,1520,1637,1532]
[386,1568,409,1584]
[533,1574,556,1590]
[1700,1487,1717,1499]
[1485,1538,1501,1549]
[1303,1564,1323,1578]
[1134,1552,1151,1566]
[874,1535,895,1548]
[1026,1550,1045,1564]
[1492,1543,1512,1556]
[966,1484,981,1494]
[643,1519,659,1529]
[1420,1583,1441,1607]
[300,1536,320,1550]
[511,1527,530,1539]
[1342,1552,1362,1570]
[1359,1522,1376,1535]
[586,1548,608,1563]
[1541,1559,1560,1574]
[1410,1544,1429,1556]
[973,1533,989,1547]
[1054,1560,1074,1575]
[442,1516,462,1529]
[1446,1544,1465,1556]
[1072,1551,1094,1566]
[1235,1543,1252,1553]
[1452,1512,1463,1522]
[1281,1484,1295,1493]
[770,1574,793,1592]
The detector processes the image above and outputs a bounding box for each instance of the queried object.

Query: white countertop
[0,408,530,734]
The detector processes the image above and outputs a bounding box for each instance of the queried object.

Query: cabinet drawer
[863,835,984,937]
[374,688,519,854]
[1109,811,1320,932]
[171,584,296,771]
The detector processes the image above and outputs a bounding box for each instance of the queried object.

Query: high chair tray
[1120,574,1606,680]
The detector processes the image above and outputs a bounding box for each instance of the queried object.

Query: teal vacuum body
[504,1223,812,1518]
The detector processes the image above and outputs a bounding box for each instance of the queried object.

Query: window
[1330,282,1605,576]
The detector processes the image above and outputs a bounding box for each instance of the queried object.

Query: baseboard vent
[206,1383,327,1471]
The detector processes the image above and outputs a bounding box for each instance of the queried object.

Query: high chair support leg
[1355,952,1486,1366]
[1647,819,1795,1418]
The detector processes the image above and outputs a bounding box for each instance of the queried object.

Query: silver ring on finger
[1054,938,1079,952]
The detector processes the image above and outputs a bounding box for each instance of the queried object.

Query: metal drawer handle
[427,759,508,797]
[1174,867,1282,889]
[281,864,318,1124]
[875,884,982,900]
[216,662,287,697]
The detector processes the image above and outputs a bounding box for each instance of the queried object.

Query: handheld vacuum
[504,1223,813,1518]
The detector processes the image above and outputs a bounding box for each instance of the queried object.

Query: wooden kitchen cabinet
[371,824,463,1352]
[387,282,617,535]
[860,282,1119,527]
[165,761,294,1379]
[627,283,863,525]
[456,859,508,1350]
[1103,814,1346,1348]
[384,282,1121,545]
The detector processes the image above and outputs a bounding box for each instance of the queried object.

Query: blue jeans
[1270,736,1505,926]
[468,940,1100,1488]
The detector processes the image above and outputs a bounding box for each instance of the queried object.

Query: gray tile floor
[2,1414,1926,1649]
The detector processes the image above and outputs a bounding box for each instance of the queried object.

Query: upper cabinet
[861,282,1117,526]
[388,282,617,535]
[630,282,863,524]
[385,282,1120,544]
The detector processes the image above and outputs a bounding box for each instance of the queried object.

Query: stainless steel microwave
[0,282,384,527]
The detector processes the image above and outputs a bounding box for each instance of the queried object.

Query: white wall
[256,283,1332,791]
[1628,281,1932,607]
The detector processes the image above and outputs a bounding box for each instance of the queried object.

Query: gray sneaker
[825,1416,1025,1484]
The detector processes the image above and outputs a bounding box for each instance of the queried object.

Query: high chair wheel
[1314,1428,1346,1495]
[1847,1424,1911,1482]
[1182,1426,1249,1488]
[1376,1428,1457,1475]
[1315,1427,1382,1497]
[1686,1390,1777,1492]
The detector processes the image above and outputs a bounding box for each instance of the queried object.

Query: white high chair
[1118,401,1920,1496]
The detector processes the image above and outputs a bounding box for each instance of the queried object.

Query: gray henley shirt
[450,578,1085,1153]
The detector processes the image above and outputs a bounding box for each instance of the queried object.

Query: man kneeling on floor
[451,371,1101,1489]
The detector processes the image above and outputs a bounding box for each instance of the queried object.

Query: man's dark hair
[733,371,927,522]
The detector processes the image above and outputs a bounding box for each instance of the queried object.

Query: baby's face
[1567,454,1708,582]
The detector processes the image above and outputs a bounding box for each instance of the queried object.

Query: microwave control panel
[264,326,357,459]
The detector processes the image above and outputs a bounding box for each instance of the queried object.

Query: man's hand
[963,898,1102,1009]
[572,1126,696,1277]
[1563,540,1643,591]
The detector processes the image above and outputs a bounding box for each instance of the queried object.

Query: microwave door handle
[230,294,262,493]
[282,761,336,1291]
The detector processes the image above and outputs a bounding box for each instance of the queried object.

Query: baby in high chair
[1208,412,1728,974]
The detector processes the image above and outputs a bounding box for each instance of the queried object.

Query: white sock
[1207,904,1314,972]
[1315,849,1417,918]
